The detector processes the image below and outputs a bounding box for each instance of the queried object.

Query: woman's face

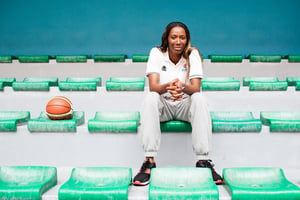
[168,26,187,56]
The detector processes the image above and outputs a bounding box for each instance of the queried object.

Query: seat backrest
[0,166,56,184]
[150,167,214,188]
[70,167,131,187]
[211,111,254,121]
[224,167,286,186]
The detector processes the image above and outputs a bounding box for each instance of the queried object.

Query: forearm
[181,81,201,95]
[149,82,170,94]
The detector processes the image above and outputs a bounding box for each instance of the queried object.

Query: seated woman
[133,22,223,186]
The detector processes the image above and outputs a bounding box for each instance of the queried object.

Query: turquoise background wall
[0,0,299,57]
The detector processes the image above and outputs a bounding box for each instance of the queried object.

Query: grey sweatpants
[140,91,212,160]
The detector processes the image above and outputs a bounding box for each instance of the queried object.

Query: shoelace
[140,161,155,172]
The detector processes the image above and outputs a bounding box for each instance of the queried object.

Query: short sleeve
[146,48,163,76]
[188,49,203,79]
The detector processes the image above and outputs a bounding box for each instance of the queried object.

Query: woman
[133,22,222,186]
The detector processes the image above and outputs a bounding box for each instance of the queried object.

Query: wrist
[180,83,186,90]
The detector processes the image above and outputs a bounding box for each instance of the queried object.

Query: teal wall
[0,0,299,57]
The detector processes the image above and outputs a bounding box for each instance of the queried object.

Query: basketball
[46,96,73,120]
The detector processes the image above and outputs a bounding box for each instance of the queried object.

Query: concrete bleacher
[0,59,299,199]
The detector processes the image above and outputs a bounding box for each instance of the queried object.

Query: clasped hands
[166,78,185,101]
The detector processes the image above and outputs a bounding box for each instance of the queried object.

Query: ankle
[146,157,155,164]
[198,159,211,163]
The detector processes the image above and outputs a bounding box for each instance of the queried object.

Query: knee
[191,92,204,101]
[191,92,208,105]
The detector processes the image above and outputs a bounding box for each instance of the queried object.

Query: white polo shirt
[146,47,203,84]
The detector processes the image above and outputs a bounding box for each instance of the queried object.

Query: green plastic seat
[58,167,132,200]
[0,166,57,200]
[56,55,87,63]
[0,78,16,87]
[249,54,282,62]
[243,77,288,91]
[223,167,300,200]
[243,77,279,86]
[160,120,192,132]
[249,81,288,91]
[23,77,58,86]
[0,111,30,132]
[88,111,140,133]
[0,55,12,63]
[94,54,127,62]
[59,82,97,91]
[286,77,300,86]
[18,55,49,63]
[12,81,50,91]
[12,77,58,91]
[296,82,300,91]
[109,77,145,82]
[27,111,84,132]
[202,77,240,91]
[288,55,300,62]
[149,167,219,200]
[260,111,300,132]
[209,55,243,62]
[211,111,262,132]
[132,54,149,62]
[65,77,102,86]
[0,78,16,91]
[58,77,102,91]
[106,77,145,91]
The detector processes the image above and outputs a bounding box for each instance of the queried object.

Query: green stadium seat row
[1,111,300,133]
[1,54,300,63]
[209,54,300,62]
[0,55,131,63]
[204,76,299,91]
[1,77,300,91]
[0,77,145,91]
[0,166,299,200]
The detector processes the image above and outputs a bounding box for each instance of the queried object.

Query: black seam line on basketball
[47,111,72,117]
[46,105,71,109]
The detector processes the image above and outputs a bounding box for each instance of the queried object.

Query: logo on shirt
[161,66,167,71]
[182,64,187,72]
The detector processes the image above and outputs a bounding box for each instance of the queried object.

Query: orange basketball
[46,96,73,120]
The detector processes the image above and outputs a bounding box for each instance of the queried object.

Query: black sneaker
[133,160,156,186]
[196,160,223,185]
